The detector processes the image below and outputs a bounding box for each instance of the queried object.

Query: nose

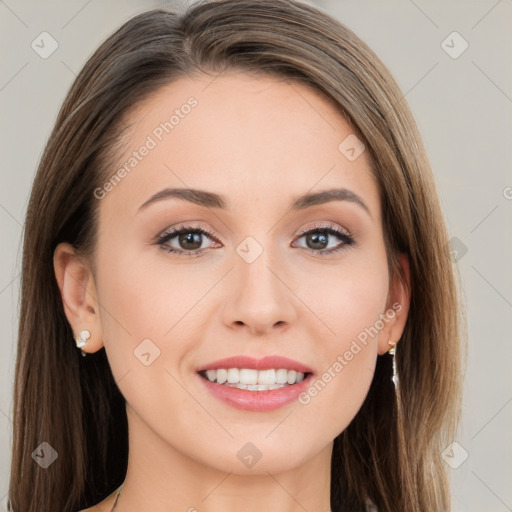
[222,254,298,336]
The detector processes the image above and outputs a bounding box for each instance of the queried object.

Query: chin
[189,434,326,476]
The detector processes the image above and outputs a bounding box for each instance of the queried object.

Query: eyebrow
[138,187,371,217]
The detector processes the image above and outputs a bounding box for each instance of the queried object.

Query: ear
[377,252,411,355]
[53,242,104,355]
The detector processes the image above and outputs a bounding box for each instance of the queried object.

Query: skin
[54,72,410,512]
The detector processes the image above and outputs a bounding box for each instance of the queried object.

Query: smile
[198,368,308,390]
[195,355,315,411]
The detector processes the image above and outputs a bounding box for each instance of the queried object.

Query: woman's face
[59,72,409,475]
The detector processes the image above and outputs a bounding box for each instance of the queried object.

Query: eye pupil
[306,232,328,249]
[179,232,202,250]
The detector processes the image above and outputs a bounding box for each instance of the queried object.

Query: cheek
[296,247,390,348]
[92,239,169,386]
[292,251,389,430]
[95,240,206,342]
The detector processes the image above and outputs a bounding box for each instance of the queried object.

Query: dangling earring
[75,330,91,357]
[387,340,398,389]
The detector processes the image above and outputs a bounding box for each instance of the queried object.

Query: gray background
[1,0,511,510]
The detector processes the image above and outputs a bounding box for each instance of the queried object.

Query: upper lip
[195,355,314,374]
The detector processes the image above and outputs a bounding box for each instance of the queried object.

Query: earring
[75,330,90,357]
[387,340,398,389]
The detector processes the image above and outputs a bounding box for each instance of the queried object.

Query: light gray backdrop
[1,1,511,511]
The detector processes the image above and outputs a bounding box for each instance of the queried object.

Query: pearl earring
[75,330,91,357]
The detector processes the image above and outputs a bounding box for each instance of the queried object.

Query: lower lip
[196,372,314,412]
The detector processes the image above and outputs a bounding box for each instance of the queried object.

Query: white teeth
[224,383,288,391]
[227,368,239,383]
[287,370,297,384]
[202,368,307,387]
[239,368,258,385]
[275,368,289,384]
[216,368,227,384]
[269,383,287,390]
[258,369,275,385]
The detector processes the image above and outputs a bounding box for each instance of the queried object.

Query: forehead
[100,72,379,219]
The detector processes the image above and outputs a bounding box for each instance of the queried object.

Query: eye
[293,224,355,255]
[155,224,220,256]
[154,223,355,257]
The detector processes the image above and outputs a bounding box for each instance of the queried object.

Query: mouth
[197,368,313,391]
[194,355,314,410]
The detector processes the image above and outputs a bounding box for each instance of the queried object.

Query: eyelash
[155,223,355,257]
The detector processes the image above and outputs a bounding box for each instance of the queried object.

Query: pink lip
[196,372,314,412]
[195,355,314,374]
[195,355,314,412]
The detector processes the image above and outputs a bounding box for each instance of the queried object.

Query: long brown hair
[9,1,466,510]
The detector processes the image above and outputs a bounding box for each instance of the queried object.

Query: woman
[8,1,465,511]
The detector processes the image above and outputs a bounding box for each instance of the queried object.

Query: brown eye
[155,225,219,256]
[294,225,355,255]
[304,231,329,250]
[177,232,203,250]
